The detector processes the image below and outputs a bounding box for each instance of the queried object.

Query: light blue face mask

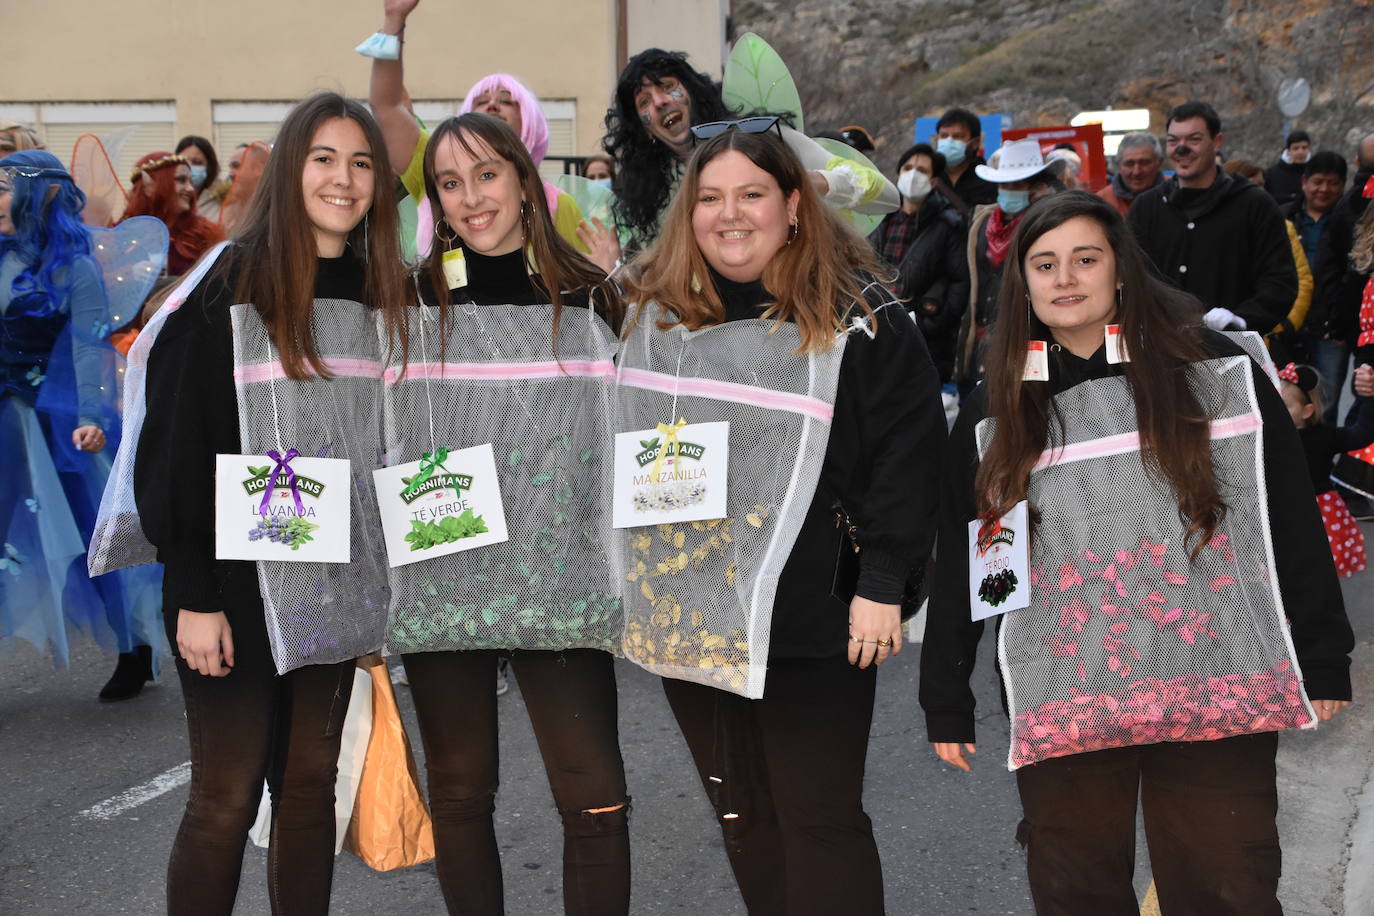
[998,189,1031,215]
[188,165,207,188]
[591,177,612,188]
[937,136,967,167]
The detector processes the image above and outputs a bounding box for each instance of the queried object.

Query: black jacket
[937,158,998,214]
[704,270,946,659]
[1265,158,1306,210]
[1312,169,1372,341]
[1128,168,1298,332]
[872,195,969,381]
[919,331,1354,745]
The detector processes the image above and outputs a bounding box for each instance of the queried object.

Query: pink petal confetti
[1078,662,1088,682]
[1109,621,1131,636]
[1208,533,1230,550]
[1096,563,1118,582]
[1163,571,1189,585]
[1120,664,1132,679]
[1179,627,1196,645]
[1162,608,1183,625]
[1058,563,1084,591]
[1107,654,1121,672]
[1210,574,1237,592]
[1114,580,1128,599]
[1083,550,1103,564]
[1116,549,1137,571]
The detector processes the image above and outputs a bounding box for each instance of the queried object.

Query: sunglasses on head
[689,116,784,144]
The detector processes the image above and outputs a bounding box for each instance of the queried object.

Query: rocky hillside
[732,0,1373,172]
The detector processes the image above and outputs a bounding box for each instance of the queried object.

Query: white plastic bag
[248,660,374,852]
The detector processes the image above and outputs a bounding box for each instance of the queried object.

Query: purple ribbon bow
[260,448,305,516]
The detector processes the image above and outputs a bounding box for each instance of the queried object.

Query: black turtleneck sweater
[920,331,1355,745]
[135,249,367,657]
[705,268,947,659]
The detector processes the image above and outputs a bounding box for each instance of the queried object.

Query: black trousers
[401,648,630,916]
[1015,731,1282,916]
[167,652,355,916]
[662,655,884,916]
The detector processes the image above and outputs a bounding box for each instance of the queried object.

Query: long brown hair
[626,128,887,353]
[223,92,411,379]
[975,190,1225,557]
[420,113,622,341]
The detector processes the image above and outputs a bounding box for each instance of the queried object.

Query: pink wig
[417,73,563,257]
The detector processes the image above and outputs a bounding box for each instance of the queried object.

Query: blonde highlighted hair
[625,128,888,353]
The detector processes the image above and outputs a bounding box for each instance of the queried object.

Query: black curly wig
[602,48,736,249]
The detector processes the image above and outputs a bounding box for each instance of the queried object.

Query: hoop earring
[1116,284,1124,307]
[785,219,799,245]
[435,218,458,246]
[362,214,369,256]
[520,200,532,240]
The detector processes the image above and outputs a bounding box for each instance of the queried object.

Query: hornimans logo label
[242,466,326,498]
[634,438,706,468]
[977,525,1015,555]
[399,473,474,505]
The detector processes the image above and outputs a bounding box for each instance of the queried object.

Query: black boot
[99,644,154,702]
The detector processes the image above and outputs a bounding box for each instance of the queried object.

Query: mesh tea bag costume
[922,334,1354,771]
[381,282,620,653]
[977,355,1314,768]
[92,243,390,672]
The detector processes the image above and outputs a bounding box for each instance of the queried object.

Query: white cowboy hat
[975,138,1056,183]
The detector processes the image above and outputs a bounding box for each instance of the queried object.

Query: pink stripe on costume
[383,359,616,386]
[617,367,834,425]
[1034,412,1262,471]
[233,358,384,383]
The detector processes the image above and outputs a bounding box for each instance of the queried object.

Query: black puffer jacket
[881,194,969,382]
[1128,167,1297,332]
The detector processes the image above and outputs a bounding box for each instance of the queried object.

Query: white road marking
[77,761,191,821]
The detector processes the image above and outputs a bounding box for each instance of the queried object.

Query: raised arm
[367,0,423,175]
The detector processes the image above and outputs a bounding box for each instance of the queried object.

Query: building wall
[4,0,726,178]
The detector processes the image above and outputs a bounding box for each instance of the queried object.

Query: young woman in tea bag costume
[383,112,628,915]
[617,124,944,914]
[131,93,410,915]
[920,191,1353,914]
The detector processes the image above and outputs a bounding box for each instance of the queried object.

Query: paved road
[2,569,1369,915]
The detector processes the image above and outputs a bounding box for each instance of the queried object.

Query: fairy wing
[219,140,271,234]
[69,133,129,227]
[551,174,616,228]
[88,216,170,334]
[722,32,805,132]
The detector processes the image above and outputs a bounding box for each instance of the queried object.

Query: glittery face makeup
[633,76,693,156]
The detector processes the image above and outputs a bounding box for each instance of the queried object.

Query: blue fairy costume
[0,150,167,665]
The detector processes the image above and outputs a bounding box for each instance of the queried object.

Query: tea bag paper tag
[612,421,729,528]
[1023,341,1049,381]
[372,443,510,568]
[215,452,352,562]
[968,500,1031,621]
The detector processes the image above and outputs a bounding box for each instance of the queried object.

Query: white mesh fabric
[613,302,848,698]
[380,302,621,653]
[1223,330,1280,388]
[89,242,230,576]
[977,356,1314,770]
[231,301,390,672]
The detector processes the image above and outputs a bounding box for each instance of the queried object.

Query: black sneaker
[98,644,154,702]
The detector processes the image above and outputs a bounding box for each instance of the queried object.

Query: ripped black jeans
[401,648,630,916]
[167,651,355,916]
[662,655,883,916]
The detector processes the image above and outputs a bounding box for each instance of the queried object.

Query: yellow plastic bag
[343,656,436,871]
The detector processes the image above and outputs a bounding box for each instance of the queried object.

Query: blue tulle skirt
[0,393,163,665]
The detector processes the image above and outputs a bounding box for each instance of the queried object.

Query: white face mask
[897,168,933,202]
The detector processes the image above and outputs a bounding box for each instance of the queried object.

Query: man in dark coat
[1265,130,1312,210]
[1128,101,1297,333]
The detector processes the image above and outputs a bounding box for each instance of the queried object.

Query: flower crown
[130,154,188,186]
